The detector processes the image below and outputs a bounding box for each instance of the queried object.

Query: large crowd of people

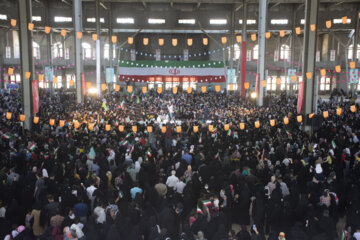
[0,86,359,240]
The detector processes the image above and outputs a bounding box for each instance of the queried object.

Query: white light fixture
[271,19,288,25]
[116,18,134,24]
[300,19,305,25]
[54,16,72,22]
[87,18,105,23]
[333,18,351,24]
[32,16,42,22]
[239,19,257,25]
[250,92,257,99]
[210,19,227,25]
[148,18,165,24]
[178,19,196,24]
[0,14,7,20]
[88,88,98,95]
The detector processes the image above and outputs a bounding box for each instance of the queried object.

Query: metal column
[18,0,34,130]
[240,0,247,99]
[109,4,113,69]
[257,0,267,106]
[96,0,101,96]
[229,8,235,71]
[73,0,83,103]
[45,3,53,94]
[302,0,319,131]
[351,10,359,95]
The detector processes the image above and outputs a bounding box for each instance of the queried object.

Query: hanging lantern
[236,35,242,43]
[74,122,80,129]
[283,117,289,125]
[309,113,314,119]
[112,36,117,44]
[172,38,178,47]
[215,85,221,92]
[336,107,342,116]
[142,86,147,94]
[88,123,94,131]
[132,125,137,132]
[229,84,234,91]
[92,33,97,41]
[279,30,285,37]
[33,116,39,124]
[265,32,271,39]
[320,69,326,76]
[306,72,312,79]
[276,77,281,85]
[69,79,74,86]
[172,86,178,94]
[251,33,256,42]
[86,82,91,89]
[39,74,44,81]
[147,126,153,133]
[25,72,31,79]
[323,111,329,119]
[45,26,51,34]
[224,124,229,131]
[244,82,250,89]
[240,122,245,130]
[101,83,107,91]
[10,19,16,27]
[61,29,67,37]
[310,24,316,31]
[221,37,227,44]
[20,114,25,122]
[335,65,341,73]
[76,32,83,39]
[162,126,167,133]
[8,68,14,75]
[157,86,163,94]
[187,38,193,46]
[297,115,303,123]
[201,86,206,93]
[203,37,208,45]
[49,119,55,126]
[255,121,260,128]
[115,84,120,92]
[158,38,164,46]
[105,124,111,131]
[291,75,297,82]
[128,37,134,45]
[118,125,124,132]
[59,120,65,127]
[187,87,192,93]
[261,80,267,87]
[350,61,356,69]
[270,119,275,127]
[143,37,149,46]
[350,105,356,113]
[127,85,133,93]
[208,125,214,132]
[326,20,332,28]
[342,16,347,24]
[193,126,198,133]
[28,23,34,31]
[6,112,12,120]
[295,27,301,35]
[176,126,181,133]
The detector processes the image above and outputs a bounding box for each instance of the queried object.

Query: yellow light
[88,88,98,95]
[250,92,257,99]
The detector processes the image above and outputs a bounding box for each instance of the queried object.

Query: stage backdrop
[118,60,226,83]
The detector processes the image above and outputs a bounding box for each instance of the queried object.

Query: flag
[198,135,202,144]
[211,127,217,133]
[2,132,11,140]
[136,96,140,104]
[202,200,212,207]
[197,206,203,214]
[146,150,152,157]
[28,142,36,151]
[331,140,336,149]
[120,140,128,146]
[102,101,108,112]
[227,129,232,136]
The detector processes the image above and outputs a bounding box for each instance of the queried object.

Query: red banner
[81,73,86,96]
[255,73,259,96]
[297,81,304,114]
[32,80,39,114]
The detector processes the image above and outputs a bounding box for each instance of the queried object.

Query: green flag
[136,96,140,104]
[102,101,108,112]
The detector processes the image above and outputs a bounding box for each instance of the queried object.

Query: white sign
[131,49,136,61]
[155,49,161,61]
[316,51,320,62]
[183,49,189,61]
[274,49,279,62]
[330,50,336,62]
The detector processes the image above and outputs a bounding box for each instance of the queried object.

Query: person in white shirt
[86,182,97,210]
[354,228,360,240]
[166,170,179,189]
[174,178,186,195]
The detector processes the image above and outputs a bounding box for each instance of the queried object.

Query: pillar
[18,0,34,130]
[322,33,329,61]
[96,0,101,96]
[240,0,247,99]
[302,0,319,131]
[351,10,359,95]
[73,0,83,103]
[257,0,267,106]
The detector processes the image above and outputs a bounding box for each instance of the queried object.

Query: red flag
[81,73,86,96]
[255,73,259,96]
[32,80,39,114]
[297,81,304,114]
